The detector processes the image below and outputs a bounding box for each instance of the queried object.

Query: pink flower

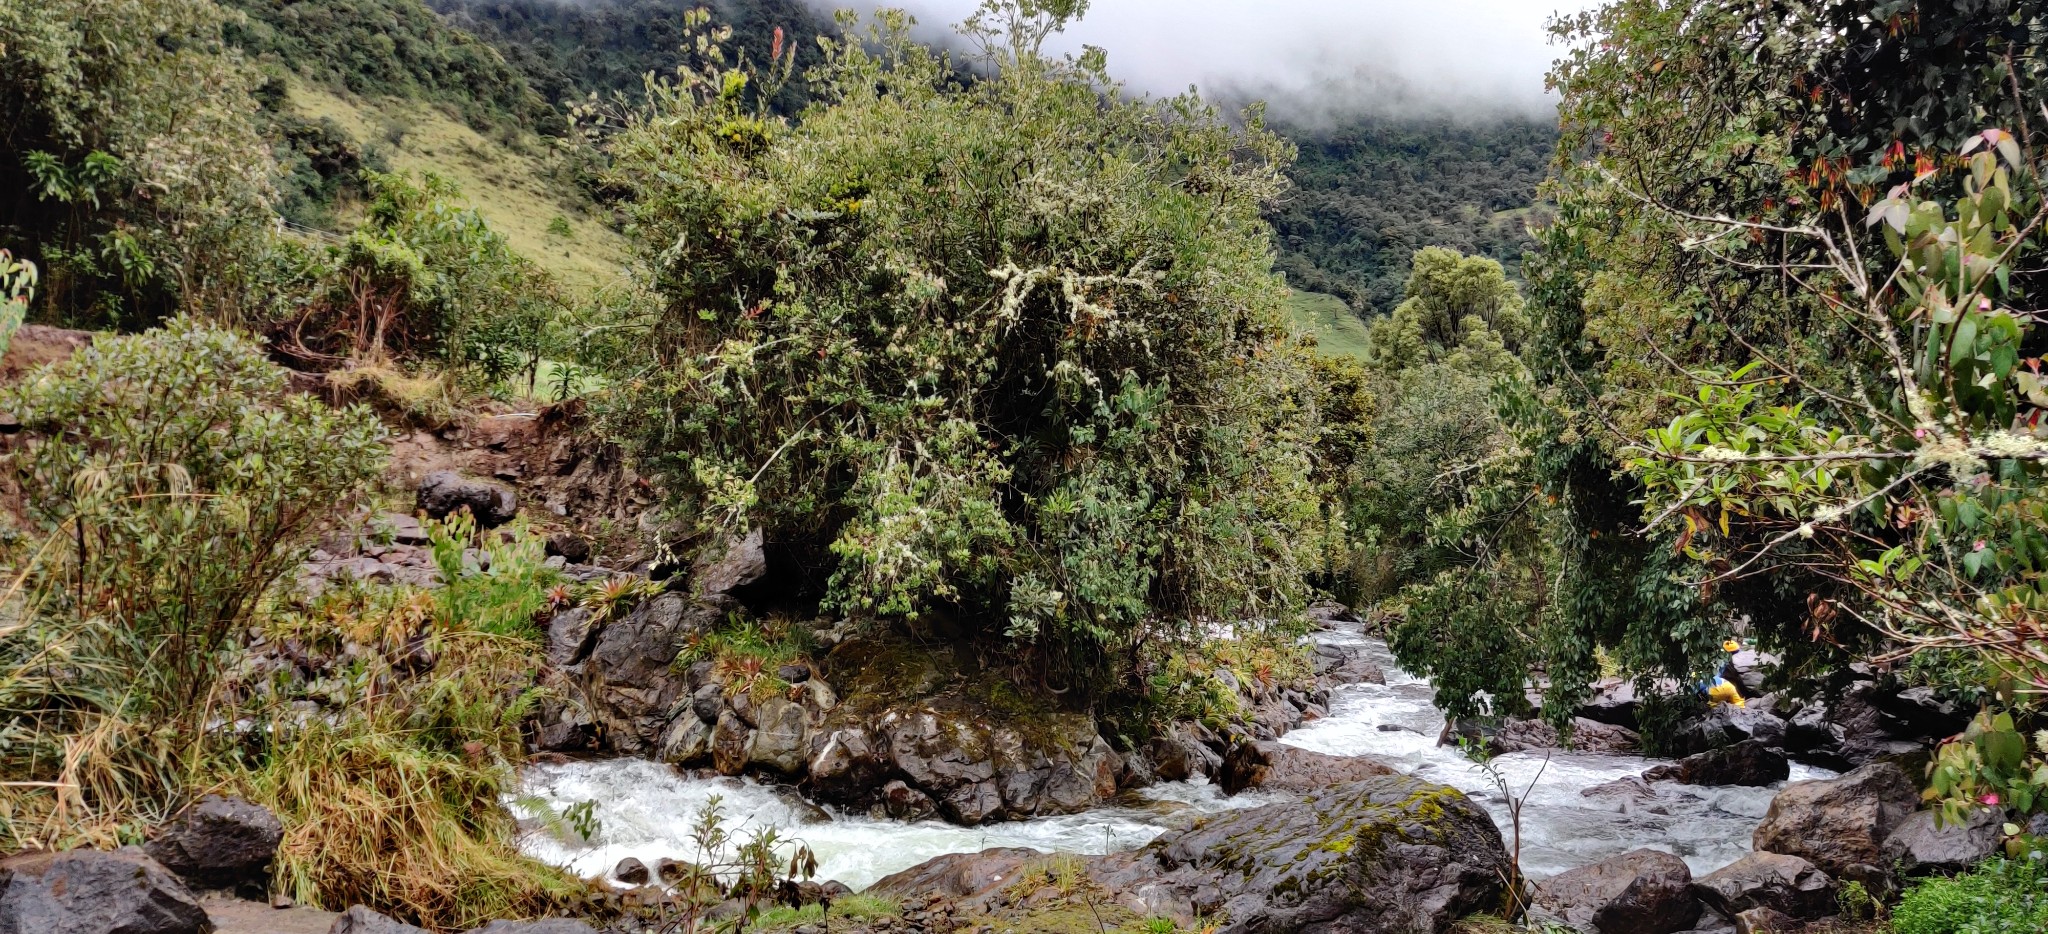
[1914,428,1929,440]
[1981,792,2001,806]
[1973,540,1987,552]
[1980,298,1993,312]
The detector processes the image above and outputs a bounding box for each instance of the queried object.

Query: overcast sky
[807,1,1601,122]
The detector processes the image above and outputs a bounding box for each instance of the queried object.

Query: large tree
[597,1,1320,698]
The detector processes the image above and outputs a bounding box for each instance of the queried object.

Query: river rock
[144,794,283,888]
[881,779,938,820]
[1146,729,1220,782]
[1090,775,1509,933]
[1879,808,2003,876]
[660,712,712,764]
[330,905,432,934]
[1219,740,1398,795]
[748,696,811,774]
[1643,740,1789,787]
[0,848,210,934]
[1578,680,1641,729]
[1674,705,1787,756]
[871,847,1042,901]
[416,470,517,528]
[1530,848,1701,934]
[1751,762,1917,875]
[712,709,752,776]
[1692,852,1833,919]
[1487,717,1641,755]
[1580,777,1670,815]
[1732,906,1800,934]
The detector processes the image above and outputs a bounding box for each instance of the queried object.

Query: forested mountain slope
[1270,116,1555,315]
[429,0,828,114]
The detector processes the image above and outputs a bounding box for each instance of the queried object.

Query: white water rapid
[511,621,1832,890]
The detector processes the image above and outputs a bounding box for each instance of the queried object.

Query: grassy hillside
[1284,290,1371,360]
[285,80,628,288]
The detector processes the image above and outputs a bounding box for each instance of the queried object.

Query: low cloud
[804,0,1598,123]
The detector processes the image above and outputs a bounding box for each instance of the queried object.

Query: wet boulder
[144,794,283,889]
[1643,740,1789,788]
[1090,775,1510,933]
[0,848,211,934]
[416,470,517,528]
[330,905,432,934]
[1219,740,1398,795]
[1880,808,2004,876]
[1732,906,1800,934]
[1530,848,1701,934]
[1752,762,1918,876]
[1692,852,1833,920]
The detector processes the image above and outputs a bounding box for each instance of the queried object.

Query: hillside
[283,80,629,287]
[1270,116,1555,315]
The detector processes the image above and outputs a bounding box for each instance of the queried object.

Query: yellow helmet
[1722,639,1741,653]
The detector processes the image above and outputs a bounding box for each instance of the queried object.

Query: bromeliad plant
[1630,127,2048,693]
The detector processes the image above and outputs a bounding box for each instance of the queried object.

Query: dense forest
[3,1,2048,933]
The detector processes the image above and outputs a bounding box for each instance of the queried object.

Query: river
[510,621,1830,889]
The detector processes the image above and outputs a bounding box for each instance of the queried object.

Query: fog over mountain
[806,0,1598,122]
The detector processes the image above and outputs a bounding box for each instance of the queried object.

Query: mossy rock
[1093,775,1510,933]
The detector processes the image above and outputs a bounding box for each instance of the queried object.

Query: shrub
[274,171,567,386]
[1892,857,2048,934]
[599,2,1318,696]
[0,319,385,843]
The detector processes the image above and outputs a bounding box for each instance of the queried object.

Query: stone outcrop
[1218,740,1397,795]
[1088,775,1510,933]
[1530,848,1701,934]
[145,795,284,890]
[416,470,518,528]
[0,848,212,934]
[1751,762,1918,876]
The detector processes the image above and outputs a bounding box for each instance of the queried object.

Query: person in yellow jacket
[1702,639,1747,708]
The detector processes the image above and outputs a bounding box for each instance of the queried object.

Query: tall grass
[239,619,585,931]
